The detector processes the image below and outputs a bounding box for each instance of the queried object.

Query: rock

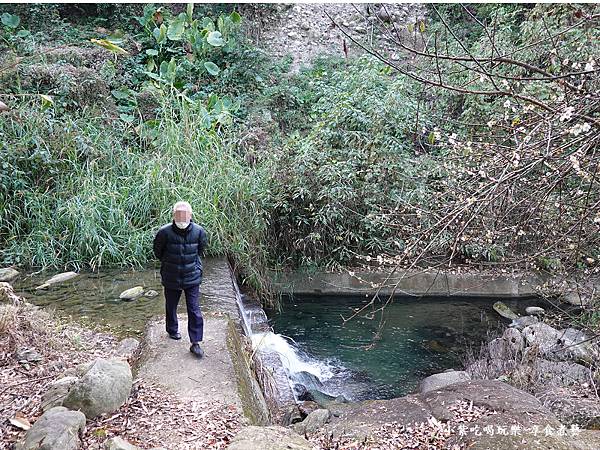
[556,327,600,364]
[526,306,545,316]
[423,339,448,352]
[354,25,367,34]
[493,301,519,320]
[508,356,592,387]
[418,370,471,393]
[16,347,43,363]
[466,357,518,380]
[63,358,132,419]
[521,323,599,364]
[143,289,159,298]
[293,408,331,435]
[0,100,9,112]
[0,267,19,282]
[112,338,140,360]
[280,404,303,426]
[298,400,319,417]
[305,388,339,408]
[509,315,539,330]
[537,386,600,429]
[522,322,561,354]
[502,327,525,352]
[287,31,298,38]
[35,271,79,290]
[119,286,144,300]
[104,437,140,450]
[228,426,313,450]
[292,370,323,390]
[463,430,600,450]
[41,377,78,411]
[326,380,560,442]
[17,406,86,450]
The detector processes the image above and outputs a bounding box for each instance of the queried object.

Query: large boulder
[418,370,471,394]
[63,358,132,419]
[228,426,313,450]
[17,406,86,450]
[325,380,560,441]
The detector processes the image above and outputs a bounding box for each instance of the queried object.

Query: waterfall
[234,290,339,401]
[250,331,333,380]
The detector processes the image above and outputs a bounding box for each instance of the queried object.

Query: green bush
[264,58,440,268]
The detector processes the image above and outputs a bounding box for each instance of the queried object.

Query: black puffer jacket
[152,218,208,289]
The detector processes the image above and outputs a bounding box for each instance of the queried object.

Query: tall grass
[0,93,273,297]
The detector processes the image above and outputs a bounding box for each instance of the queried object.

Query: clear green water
[267,294,547,400]
[10,263,226,337]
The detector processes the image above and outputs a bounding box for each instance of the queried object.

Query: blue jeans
[164,284,203,343]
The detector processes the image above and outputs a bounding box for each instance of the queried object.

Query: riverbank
[0,283,245,449]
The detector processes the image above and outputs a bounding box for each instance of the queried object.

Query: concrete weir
[134,257,294,427]
[270,267,546,298]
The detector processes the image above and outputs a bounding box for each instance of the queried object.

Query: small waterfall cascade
[234,291,340,402]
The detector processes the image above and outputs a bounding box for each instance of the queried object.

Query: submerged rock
[62,358,132,419]
[228,426,313,450]
[423,339,449,353]
[0,267,19,282]
[17,406,86,450]
[119,286,144,300]
[35,271,79,290]
[493,301,519,320]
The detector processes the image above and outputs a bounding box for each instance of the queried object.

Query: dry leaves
[82,379,244,449]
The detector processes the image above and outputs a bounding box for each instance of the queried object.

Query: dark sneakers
[168,332,182,340]
[190,343,204,358]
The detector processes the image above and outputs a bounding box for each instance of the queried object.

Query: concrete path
[136,258,242,408]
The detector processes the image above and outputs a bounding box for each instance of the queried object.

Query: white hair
[173,201,192,214]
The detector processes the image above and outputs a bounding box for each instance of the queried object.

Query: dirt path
[137,315,241,407]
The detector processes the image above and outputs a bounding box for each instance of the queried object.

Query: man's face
[174,208,192,222]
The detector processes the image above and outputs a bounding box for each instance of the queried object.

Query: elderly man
[153,201,209,358]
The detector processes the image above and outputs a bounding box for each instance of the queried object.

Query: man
[152,201,209,358]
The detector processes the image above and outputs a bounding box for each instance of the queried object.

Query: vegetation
[1,4,599,305]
